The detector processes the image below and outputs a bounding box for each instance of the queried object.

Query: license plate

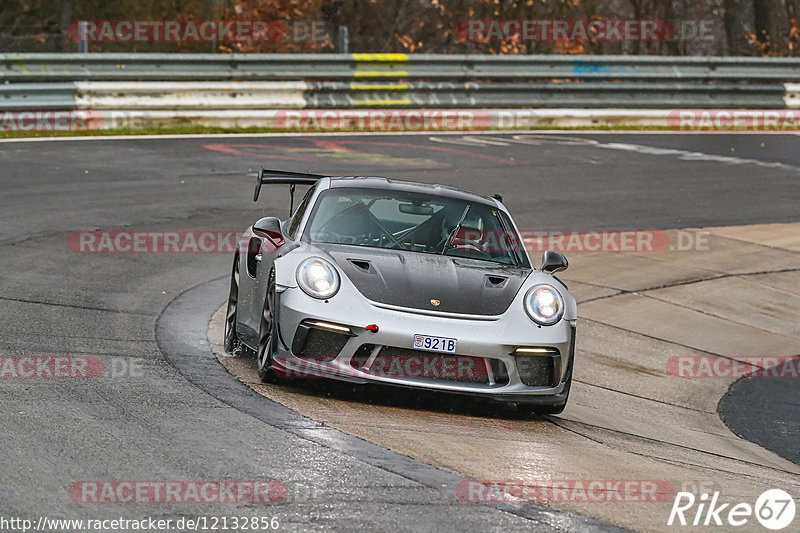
[413,334,457,354]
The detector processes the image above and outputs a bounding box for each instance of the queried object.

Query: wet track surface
[720,369,800,466]
[1,132,799,531]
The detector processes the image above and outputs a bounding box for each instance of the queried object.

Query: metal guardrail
[303,81,787,109]
[2,54,799,128]
[3,53,800,82]
[0,83,77,110]
[5,80,783,111]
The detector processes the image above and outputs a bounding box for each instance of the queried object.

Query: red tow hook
[365,324,379,333]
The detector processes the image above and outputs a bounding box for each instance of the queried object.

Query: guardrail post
[78,21,89,53]
[338,26,349,53]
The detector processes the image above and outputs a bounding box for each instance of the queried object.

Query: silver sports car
[224,169,576,414]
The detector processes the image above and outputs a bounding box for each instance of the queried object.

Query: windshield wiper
[442,205,470,256]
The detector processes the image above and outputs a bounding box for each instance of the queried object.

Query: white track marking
[597,141,800,172]
[430,134,800,172]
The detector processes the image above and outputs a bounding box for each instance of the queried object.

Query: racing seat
[318,204,381,244]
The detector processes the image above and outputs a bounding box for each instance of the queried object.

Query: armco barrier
[2,53,800,130]
[4,53,800,82]
[14,81,782,111]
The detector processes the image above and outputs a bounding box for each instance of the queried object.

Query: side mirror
[253,217,283,240]
[540,250,568,274]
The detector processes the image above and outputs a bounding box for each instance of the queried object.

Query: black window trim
[287,186,317,240]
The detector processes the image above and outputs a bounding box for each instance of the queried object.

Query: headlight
[524,284,564,325]
[296,257,340,299]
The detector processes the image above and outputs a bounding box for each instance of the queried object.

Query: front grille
[516,355,556,387]
[368,347,489,384]
[292,327,349,362]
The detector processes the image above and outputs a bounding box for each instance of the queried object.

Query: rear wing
[253,167,327,202]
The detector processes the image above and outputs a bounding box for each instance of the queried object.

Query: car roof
[327,176,498,206]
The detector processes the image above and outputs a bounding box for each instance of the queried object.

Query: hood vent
[485,275,508,288]
[347,258,375,274]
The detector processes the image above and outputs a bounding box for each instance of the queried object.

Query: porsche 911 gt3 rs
[224,168,576,414]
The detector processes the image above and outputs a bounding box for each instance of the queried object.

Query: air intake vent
[490,359,509,385]
[292,326,349,362]
[347,259,374,273]
[485,275,508,288]
[350,344,376,370]
[516,356,556,387]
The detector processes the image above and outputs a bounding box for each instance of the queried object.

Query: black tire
[256,270,279,383]
[224,254,242,355]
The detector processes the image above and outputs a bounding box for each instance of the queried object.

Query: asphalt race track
[1,132,799,532]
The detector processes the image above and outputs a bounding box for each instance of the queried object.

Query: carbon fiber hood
[316,243,530,316]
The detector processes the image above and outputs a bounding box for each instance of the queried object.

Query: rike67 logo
[668,489,796,530]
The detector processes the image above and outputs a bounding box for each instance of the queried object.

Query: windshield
[304,187,526,266]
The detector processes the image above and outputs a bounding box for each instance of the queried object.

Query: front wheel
[256,270,279,383]
[224,254,241,355]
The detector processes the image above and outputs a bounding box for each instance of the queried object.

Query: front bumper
[272,286,575,403]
